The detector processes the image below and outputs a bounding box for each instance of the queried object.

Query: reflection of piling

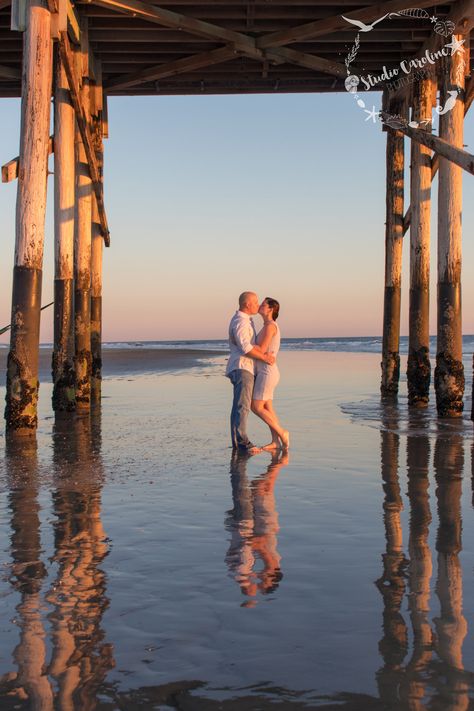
[5,0,53,433]
[433,432,468,710]
[401,422,433,709]
[52,46,76,412]
[47,410,113,706]
[74,20,93,410]
[434,37,466,417]
[5,435,54,707]
[381,93,406,397]
[407,77,435,408]
[376,407,408,703]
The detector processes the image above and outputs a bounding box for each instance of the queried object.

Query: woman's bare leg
[262,401,281,450]
[251,399,289,448]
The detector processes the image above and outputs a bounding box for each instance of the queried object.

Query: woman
[251,298,290,450]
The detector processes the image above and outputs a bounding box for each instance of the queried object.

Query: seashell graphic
[434,19,455,36]
[345,74,360,93]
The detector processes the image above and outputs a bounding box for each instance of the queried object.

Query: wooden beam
[383,118,474,176]
[106,34,349,91]
[58,30,110,245]
[0,63,20,79]
[267,45,347,78]
[66,0,80,44]
[2,136,53,183]
[256,0,446,49]
[106,45,238,90]
[81,0,265,60]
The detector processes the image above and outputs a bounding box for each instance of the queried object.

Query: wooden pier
[0,0,473,431]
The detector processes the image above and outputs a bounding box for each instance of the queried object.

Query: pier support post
[52,47,76,411]
[91,103,104,404]
[74,25,92,410]
[407,77,435,408]
[5,0,52,434]
[381,93,406,397]
[435,36,466,417]
[91,190,103,404]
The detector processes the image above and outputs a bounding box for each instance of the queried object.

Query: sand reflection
[0,411,113,709]
[225,450,288,607]
[377,405,470,710]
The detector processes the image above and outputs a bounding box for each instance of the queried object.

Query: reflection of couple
[225,449,288,606]
[226,292,290,453]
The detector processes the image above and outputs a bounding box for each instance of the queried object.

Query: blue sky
[0,91,473,341]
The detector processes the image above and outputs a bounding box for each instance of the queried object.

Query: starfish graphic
[430,15,438,23]
[364,106,379,123]
[445,35,466,55]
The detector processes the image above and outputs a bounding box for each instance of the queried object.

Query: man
[226,292,275,452]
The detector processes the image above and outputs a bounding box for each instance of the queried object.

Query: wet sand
[1,351,474,709]
[0,346,223,381]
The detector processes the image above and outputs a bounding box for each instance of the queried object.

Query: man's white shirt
[225,310,257,377]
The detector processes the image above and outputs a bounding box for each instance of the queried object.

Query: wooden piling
[74,24,92,410]
[407,77,435,408]
[52,47,76,412]
[91,90,104,404]
[435,36,466,417]
[381,93,406,397]
[4,0,52,434]
[91,190,103,404]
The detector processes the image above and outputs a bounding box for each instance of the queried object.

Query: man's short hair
[239,291,256,309]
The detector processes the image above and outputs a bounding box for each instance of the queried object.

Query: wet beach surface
[1,351,474,709]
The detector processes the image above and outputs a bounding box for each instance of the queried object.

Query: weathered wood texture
[91,95,103,403]
[52,47,76,412]
[0,0,466,96]
[435,34,466,417]
[381,93,405,397]
[59,31,110,244]
[74,20,92,409]
[5,0,52,433]
[407,77,435,408]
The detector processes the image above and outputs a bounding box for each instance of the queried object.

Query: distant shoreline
[0,348,224,383]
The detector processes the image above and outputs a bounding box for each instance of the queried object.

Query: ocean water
[2,335,474,355]
[1,351,474,709]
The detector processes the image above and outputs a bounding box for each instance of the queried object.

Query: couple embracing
[226,292,290,453]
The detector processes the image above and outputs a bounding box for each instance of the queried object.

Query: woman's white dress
[253,322,281,401]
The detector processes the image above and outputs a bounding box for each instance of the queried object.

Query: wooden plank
[10,0,26,31]
[267,45,347,78]
[0,63,20,79]
[66,0,80,44]
[2,135,53,182]
[106,45,238,90]
[256,0,446,49]
[58,30,110,245]
[82,0,265,59]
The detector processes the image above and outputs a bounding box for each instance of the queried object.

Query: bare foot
[262,441,281,451]
[281,431,290,449]
[248,446,262,455]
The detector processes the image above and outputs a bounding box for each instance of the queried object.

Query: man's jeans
[229,369,255,450]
